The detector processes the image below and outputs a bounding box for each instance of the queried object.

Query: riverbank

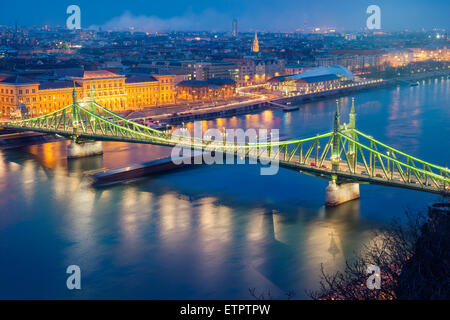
[396,69,450,82]
[1,70,447,143]
[140,70,449,125]
[149,80,389,125]
[0,131,62,149]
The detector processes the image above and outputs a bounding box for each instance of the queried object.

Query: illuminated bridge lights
[1,96,449,196]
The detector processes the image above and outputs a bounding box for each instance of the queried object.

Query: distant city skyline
[0,0,449,32]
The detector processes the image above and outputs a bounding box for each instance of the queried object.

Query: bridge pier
[68,140,103,159]
[325,181,360,207]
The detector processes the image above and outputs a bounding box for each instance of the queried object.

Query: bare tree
[309,211,427,300]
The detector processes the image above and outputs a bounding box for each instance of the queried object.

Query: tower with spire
[232,19,238,37]
[347,98,357,166]
[252,32,259,53]
[89,81,98,114]
[72,81,78,105]
[349,97,356,130]
[72,82,79,133]
[333,99,340,133]
[90,81,95,102]
[331,99,341,171]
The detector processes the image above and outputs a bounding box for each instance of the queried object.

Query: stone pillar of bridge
[68,140,103,159]
[325,181,360,207]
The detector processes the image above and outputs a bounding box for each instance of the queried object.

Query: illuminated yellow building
[379,47,450,68]
[0,70,176,117]
[177,79,236,101]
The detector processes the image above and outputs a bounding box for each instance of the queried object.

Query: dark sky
[1,0,449,32]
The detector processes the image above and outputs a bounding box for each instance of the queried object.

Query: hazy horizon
[0,0,449,32]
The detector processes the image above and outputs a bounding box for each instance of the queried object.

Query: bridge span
[1,86,448,206]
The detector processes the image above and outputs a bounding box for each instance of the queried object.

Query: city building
[267,65,354,94]
[232,19,238,37]
[284,64,312,75]
[224,58,284,86]
[224,58,256,86]
[0,70,176,117]
[177,78,236,102]
[315,50,384,71]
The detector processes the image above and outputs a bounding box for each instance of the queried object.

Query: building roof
[299,74,340,83]
[0,74,38,85]
[329,49,384,55]
[125,75,158,84]
[81,70,123,79]
[207,78,236,85]
[178,78,236,87]
[57,69,125,80]
[54,68,84,78]
[274,65,354,82]
[39,81,80,90]
[178,80,210,87]
[285,64,304,68]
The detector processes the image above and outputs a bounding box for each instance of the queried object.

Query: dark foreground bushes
[311,202,449,300]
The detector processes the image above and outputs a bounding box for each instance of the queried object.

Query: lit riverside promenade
[1,86,449,206]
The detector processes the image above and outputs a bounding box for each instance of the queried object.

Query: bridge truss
[1,92,449,196]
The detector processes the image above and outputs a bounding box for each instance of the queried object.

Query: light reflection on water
[0,78,448,299]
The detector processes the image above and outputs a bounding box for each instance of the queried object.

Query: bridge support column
[68,141,103,159]
[325,181,360,207]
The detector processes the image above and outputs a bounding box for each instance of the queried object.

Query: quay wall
[163,70,449,125]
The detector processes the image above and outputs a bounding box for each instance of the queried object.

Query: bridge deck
[2,99,448,196]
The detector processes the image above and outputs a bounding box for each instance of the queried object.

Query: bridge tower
[67,81,103,159]
[71,82,79,135]
[347,97,357,166]
[331,100,341,172]
[349,97,356,129]
[326,98,360,206]
[89,81,98,114]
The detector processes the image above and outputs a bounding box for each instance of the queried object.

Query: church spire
[252,32,259,53]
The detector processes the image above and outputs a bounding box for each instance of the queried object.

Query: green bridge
[1,86,449,206]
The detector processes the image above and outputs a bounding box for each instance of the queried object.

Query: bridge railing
[2,102,448,193]
[338,131,449,188]
[354,129,449,177]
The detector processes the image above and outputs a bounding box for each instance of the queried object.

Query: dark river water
[0,77,448,299]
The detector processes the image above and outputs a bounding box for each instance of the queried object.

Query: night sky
[1,0,449,32]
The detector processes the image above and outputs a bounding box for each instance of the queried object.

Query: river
[0,77,448,299]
